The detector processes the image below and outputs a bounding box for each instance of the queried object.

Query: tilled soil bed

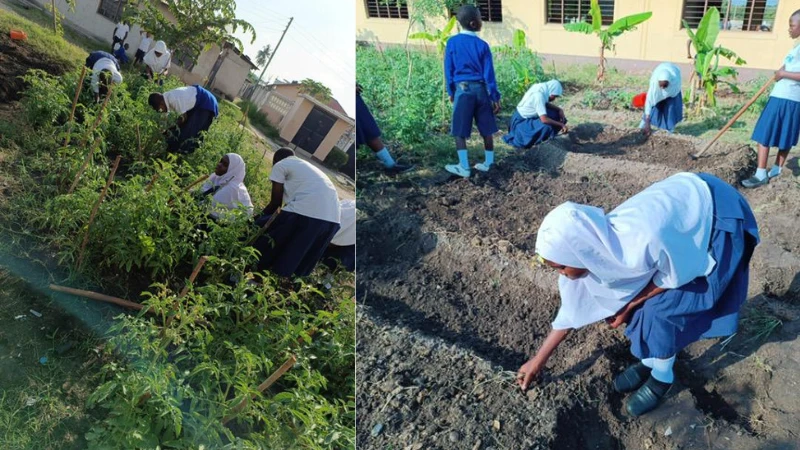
[357,127,800,449]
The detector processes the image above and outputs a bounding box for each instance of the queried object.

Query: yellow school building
[356,0,796,71]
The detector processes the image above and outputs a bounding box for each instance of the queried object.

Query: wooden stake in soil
[68,135,103,194]
[246,208,280,246]
[49,284,146,312]
[64,65,88,147]
[80,83,114,149]
[144,172,160,192]
[136,123,142,160]
[167,174,210,206]
[162,256,209,330]
[76,155,121,270]
[222,354,297,425]
[690,78,774,160]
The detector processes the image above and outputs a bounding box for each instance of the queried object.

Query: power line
[284,34,355,84]
[285,31,355,77]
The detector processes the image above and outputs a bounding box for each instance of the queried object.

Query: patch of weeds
[741,310,783,345]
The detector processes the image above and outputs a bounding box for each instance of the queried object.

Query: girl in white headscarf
[503,79,568,149]
[144,40,171,82]
[198,153,254,221]
[517,172,758,418]
[640,62,682,135]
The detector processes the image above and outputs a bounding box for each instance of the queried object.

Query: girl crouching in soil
[517,172,759,416]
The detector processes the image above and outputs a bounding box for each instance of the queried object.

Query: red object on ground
[10,29,27,40]
[632,92,647,109]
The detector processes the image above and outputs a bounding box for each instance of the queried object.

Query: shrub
[236,100,281,140]
[324,146,349,170]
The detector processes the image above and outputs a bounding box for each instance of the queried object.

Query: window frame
[545,0,615,26]
[680,0,778,33]
[96,0,127,23]
[364,0,409,20]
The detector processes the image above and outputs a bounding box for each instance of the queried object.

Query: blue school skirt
[751,96,800,150]
[451,81,498,138]
[625,173,759,359]
[356,93,382,147]
[502,106,564,149]
[646,94,683,133]
[254,211,341,277]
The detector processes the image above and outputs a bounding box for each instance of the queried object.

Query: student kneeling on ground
[503,80,567,149]
[85,51,123,103]
[253,148,341,278]
[112,42,130,65]
[640,62,683,136]
[196,153,254,221]
[320,199,355,272]
[518,172,759,418]
[148,85,219,155]
[356,84,413,173]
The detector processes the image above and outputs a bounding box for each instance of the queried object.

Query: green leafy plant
[299,78,334,103]
[324,146,350,170]
[494,29,545,108]
[563,0,652,82]
[409,15,457,54]
[684,7,746,110]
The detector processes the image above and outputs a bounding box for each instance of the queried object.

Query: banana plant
[683,7,746,110]
[563,0,652,82]
[409,15,458,54]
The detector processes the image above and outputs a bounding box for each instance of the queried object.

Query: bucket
[632,92,647,109]
[10,29,28,40]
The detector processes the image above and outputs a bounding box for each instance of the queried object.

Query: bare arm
[261,181,284,216]
[517,328,571,390]
[776,67,800,82]
[607,280,667,328]
[540,114,568,131]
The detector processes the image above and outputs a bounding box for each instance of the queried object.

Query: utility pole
[248,17,293,100]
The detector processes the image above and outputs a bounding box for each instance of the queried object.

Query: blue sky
[232,0,355,116]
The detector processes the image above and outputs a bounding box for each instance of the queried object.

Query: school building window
[173,47,197,71]
[448,1,503,23]
[365,0,409,19]
[546,0,614,25]
[681,0,778,32]
[96,0,126,22]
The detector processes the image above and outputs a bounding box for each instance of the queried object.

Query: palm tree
[256,44,272,68]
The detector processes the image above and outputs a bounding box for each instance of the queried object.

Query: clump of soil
[0,31,72,102]
[566,123,755,184]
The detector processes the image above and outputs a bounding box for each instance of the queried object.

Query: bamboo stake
[690,78,773,160]
[64,65,88,147]
[167,174,210,206]
[136,123,142,160]
[245,208,280,246]
[76,155,121,270]
[144,173,160,192]
[68,135,103,194]
[80,83,114,149]
[49,284,147,312]
[222,354,297,425]
[162,256,209,331]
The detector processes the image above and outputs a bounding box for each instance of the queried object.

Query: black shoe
[384,163,414,174]
[625,376,673,417]
[613,362,651,393]
[740,175,768,189]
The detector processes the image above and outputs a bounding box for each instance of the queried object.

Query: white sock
[755,168,767,180]
[650,355,676,384]
[641,358,655,369]
[484,150,494,166]
[375,148,395,168]
[768,165,781,177]
[457,149,469,170]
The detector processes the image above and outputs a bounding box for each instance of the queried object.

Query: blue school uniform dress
[356,92,381,147]
[444,31,500,138]
[503,80,565,148]
[165,85,219,154]
[625,173,759,359]
[641,63,683,133]
[751,44,800,150]
[113,45,130,65]
[85,51,119,71]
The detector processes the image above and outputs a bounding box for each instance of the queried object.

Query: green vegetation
[563,0,652,82]
[324,146,350,170]
[0,9,354,449]
[0,8,85,67]
[237,99,281,140]
[299,79,334,103]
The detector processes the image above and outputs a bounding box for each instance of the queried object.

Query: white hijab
[535,173,715,330]
[201,153,254,219]
[645,62,682,115]
[517,80,563,118]
[144,40,171,74]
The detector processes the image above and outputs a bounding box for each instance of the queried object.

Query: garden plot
[357,126,800,449]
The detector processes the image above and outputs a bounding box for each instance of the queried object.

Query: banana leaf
[606,12,653,36]
[695,7,720,53]
[564,22,593,34]
[591,0,602,31]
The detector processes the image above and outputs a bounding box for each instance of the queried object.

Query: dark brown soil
[0,30,70,102]
[357,121,800,449]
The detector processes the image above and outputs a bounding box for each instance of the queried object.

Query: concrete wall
[356,0,797,71]
[314,119,352,161]
[209,49,252,100]
[278,97,355,160]
[171,44,220,86]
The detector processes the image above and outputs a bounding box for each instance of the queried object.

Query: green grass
[0,2,105,57]
[0,8,87,69]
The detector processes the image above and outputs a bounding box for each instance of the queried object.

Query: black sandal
[625,376,673,417]
[612,362,651,393]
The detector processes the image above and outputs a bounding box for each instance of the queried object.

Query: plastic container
[10,29,28,40]
[632,92,647,109]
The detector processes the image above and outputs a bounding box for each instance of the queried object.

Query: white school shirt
[114,23,129,40]
[90,58,123,94]
[138,35,153,52]
[330,199,356,246]
[144,48,171,75]
[269,157,341,224]
[516,83,549,119]
[163,86,198,115]
[770,43,800,102]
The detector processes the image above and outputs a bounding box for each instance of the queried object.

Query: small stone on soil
[371,423,384,437]
[497,240,512,253]
[472,439,482,450]
[449,431,460,442]
[492,419,501,432]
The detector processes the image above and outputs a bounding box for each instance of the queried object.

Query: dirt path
[357,123,800,449]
